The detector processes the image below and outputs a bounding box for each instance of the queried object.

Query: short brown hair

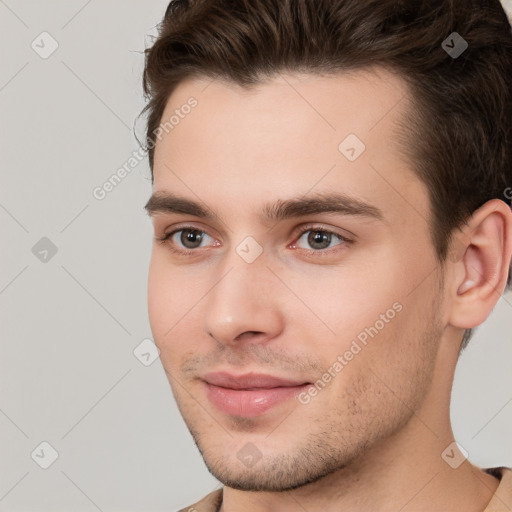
[140,0,512,349]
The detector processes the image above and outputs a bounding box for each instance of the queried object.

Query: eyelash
[156,224,352,257]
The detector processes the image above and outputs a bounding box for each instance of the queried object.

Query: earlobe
[448,199,512,330]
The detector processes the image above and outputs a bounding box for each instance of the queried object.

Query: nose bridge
[202,243,282,344]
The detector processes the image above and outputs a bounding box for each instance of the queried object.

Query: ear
[447,199,512,330]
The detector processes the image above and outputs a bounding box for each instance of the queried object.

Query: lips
[202,371,313,417]
[202,371,310,390]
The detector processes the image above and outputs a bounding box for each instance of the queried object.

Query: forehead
[158,66,409,133]
[151,67,428,229]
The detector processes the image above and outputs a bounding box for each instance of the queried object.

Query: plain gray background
[1,1,511,510]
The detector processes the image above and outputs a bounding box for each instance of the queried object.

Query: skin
[145,67,512,512]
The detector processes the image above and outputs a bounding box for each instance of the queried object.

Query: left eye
[294,229,347,251]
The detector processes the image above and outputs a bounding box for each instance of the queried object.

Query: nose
[202,251,284,347]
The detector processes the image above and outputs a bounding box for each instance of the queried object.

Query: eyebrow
[143,191,384,224]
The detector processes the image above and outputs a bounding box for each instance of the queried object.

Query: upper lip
[203,371,310,390]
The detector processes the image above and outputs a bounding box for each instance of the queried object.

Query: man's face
[147,68,447,491]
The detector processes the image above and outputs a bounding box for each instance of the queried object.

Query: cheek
[287,264,403,349]
[287,256,431,386]
[147,255,192,342]
[147,253,213,370]
[147,256,168,335]
[309,304,438,433]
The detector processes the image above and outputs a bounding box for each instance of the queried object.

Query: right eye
[156,226,219,254]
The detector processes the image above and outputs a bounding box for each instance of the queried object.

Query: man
[141,0,512,510]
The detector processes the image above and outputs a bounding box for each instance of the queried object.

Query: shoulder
[483,466,512,512]
[176,487,223,512]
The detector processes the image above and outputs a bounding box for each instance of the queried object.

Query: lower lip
[204,382,312,417]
